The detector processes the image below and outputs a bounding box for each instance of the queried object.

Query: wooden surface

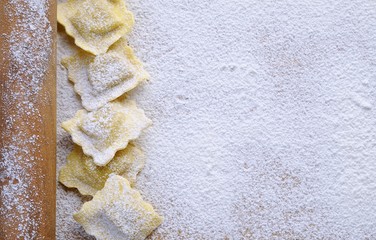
[0,0,56,239]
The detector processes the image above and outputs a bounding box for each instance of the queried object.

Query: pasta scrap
[62,38,149,111]
[74,174,163,240]
[62,99,151,166]
[57,0,134,55]
[59,143,145,196]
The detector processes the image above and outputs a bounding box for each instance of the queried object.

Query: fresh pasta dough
[62,99,151,166]
[74,174,163,240]
[62,38,149,111]
[59,0,162,238]
[58,0,134,55]
[59,143,145,196]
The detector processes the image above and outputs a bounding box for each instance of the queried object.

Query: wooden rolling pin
[0,0,56,239]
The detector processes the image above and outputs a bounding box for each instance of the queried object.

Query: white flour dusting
[0,0,52,239]
[57,0,376,239]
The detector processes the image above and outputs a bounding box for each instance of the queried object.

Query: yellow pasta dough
[62,38,149,111]
[62,99,151,166]
[59,143,144,196]
[58,0,134,55]
[74,174,163,240]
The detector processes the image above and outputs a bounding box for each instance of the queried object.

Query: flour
[0,0,52,239]
[88,53,132,94]
[57,0,376,239]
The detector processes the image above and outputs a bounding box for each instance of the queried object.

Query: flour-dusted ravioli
[58,0,134,55]
[62,100,151,166]
[74,174,163,240]
[59,143,145,196]
[62,38,149,111]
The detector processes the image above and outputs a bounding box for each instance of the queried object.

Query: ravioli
[74,175,163,240]
[59,143,144,196]
[62,38,149,111]
[62,99,151,166]
[58,0,134,55]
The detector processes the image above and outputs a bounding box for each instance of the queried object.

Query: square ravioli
[74,174,163,240]
[62,38,149,111]
[58,0,134,55]
[62,99,151,166]
[59,143,145,196]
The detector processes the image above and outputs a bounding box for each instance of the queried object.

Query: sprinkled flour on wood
[0,0,52,239]
[57,0,376,239]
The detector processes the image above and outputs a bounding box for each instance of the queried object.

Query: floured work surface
[57,0,376,239]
